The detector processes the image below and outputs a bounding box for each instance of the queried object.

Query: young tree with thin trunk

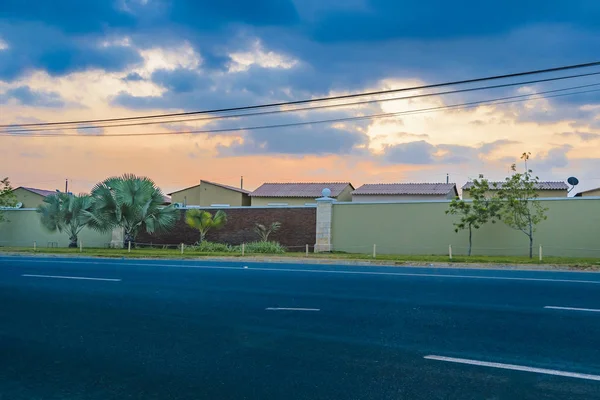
[446,176,502,256]
[497,153,548,258]
[0,177,16,224]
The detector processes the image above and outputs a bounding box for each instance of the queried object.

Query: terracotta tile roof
[250,182,353,198]
[462,181,569,190]
[19,186,57,197]
[353,183,458,196]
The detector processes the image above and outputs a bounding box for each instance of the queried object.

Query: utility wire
[2,61,600,129]
[5,71,600,134]
[3,84,599,138]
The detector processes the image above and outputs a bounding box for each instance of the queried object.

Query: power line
[3,84,599,138]
[2,61,600,129]
[5,71,600,134]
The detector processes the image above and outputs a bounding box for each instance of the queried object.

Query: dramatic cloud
[556,131,600,142]
[1,85,64,107]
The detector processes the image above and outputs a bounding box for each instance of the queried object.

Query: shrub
[241,241,286,254]
[188,241,235,253]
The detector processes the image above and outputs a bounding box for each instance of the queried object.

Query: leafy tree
[496,153,548,258]
[87,174,178,247]
[254,222,281,242]
[37,193,93,248]
[185,210,227,243]
[446,176,502,256]
[0,177,16,223]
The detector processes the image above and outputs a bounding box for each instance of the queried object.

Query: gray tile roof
[462,181,569,190]
[352,183,457,196]
[250,182,353,198]
[19,187,58,197]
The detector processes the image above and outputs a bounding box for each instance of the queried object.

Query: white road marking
[265,307,320,311]
[545,306,600,313]
[22,274,121,282]
[5,259,600,284]
[424,355,600,381]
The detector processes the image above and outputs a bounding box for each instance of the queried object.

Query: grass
[0,246,599,268]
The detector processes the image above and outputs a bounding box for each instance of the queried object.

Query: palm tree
[37,193,93,248]
[254,222,281,242]
[185,210,227,242]
[87,174,178,247]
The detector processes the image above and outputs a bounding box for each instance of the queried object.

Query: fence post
[539,244,543,262]
[306,244,309,257]
[449,244,452,261]
[181,243,184,255]
[33,241,36,252]
[242,243,245,257]
[373,244,377,258]
[128,241,131,253]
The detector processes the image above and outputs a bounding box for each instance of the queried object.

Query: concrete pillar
[314,188,334,253]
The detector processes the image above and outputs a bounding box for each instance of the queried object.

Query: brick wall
[136,207,316,250]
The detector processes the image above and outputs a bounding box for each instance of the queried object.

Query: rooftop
[250,182,353,198]
[353,183,457,196]
[18,186,58,197]
[462,181,569,190]
[168,180,250,195]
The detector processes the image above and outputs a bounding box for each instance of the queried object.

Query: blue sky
[1,0,599,193]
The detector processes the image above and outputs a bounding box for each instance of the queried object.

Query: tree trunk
[468,224,472,256]
[123,232,135,248]
[200,231,206,243]
[68,235,78,248]
[528,222,533,259]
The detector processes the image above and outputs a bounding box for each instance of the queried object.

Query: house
[168,180,250,207]
[249,182,354,206]
[575,187,600,197]
[462,181,569,199]
[10,187,58,208]
[352,183,458,202]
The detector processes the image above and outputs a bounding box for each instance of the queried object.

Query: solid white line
[22,274,121,282]
[265,307,320,311]
[5,259,600,284]
[545,306,600,313]
[424,355,600,381]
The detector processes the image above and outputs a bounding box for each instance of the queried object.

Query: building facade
[250,182,354,206]
[169,180,250,207]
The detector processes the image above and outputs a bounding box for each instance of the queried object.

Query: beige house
[11,187,58,208]
[352,183,458,202]
[462,181,568,199]
[250,182,354,206]
[169,180,250,207]
[576,187,600,197]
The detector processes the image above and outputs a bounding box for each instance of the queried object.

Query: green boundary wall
[0,209,111,248]
[331,197,600,257]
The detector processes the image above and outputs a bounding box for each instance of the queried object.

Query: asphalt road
[1,256,600,399]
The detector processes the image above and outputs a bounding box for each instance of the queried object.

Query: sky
[1,0,600,195]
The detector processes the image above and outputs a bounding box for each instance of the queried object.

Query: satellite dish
[567,177,579,194]
[15,202,23,209]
